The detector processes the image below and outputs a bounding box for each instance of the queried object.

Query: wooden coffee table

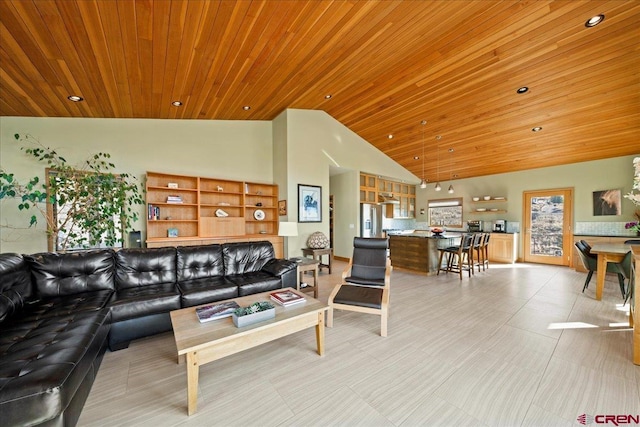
[170,289,328,415]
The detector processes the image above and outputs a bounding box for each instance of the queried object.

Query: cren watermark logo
[578,414,595,425]
[577,414,640,426]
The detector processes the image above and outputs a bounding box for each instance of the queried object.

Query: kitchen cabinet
[360,173,416,218]
[359,173,377,203]
[487,233,518,263]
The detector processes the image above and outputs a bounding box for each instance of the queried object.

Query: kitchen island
[389,232,461,274]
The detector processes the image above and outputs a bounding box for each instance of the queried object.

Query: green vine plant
[234,301,275,317]
[0,133,145,251]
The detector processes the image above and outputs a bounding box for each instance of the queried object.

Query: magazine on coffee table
[196,301,240,323]
[270,290,306,306]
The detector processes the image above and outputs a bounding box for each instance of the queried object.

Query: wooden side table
[301,247,333,274]
[291,258,319,298]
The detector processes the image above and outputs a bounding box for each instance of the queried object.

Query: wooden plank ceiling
[1,0,639,181]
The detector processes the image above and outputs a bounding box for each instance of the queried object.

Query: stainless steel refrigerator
[361,203,384,238]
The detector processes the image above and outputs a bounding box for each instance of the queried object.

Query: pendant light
[447,148,454,194]
[435,135,442,191]
[419,120,427,188]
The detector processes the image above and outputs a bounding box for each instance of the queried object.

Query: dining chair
[574,241,626,297]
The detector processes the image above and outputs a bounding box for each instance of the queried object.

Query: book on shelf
[270,290,306,306]
[148,204,160,220]
[166,195,183,204]
[195,301,240,323]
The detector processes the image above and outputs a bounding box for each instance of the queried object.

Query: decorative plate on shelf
[476,208,487,212]
[494,197,506,200]
[254,209,265,220]
[490,208,499,212]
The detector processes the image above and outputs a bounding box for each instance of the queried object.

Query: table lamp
[278,221,298,258]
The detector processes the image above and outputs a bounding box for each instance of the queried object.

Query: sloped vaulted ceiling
[1,0,638,181]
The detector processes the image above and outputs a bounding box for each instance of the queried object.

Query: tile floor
[78,261,640,426]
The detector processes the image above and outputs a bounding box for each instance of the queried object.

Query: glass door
[523,188,573,266]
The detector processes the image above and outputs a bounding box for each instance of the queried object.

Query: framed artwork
[428,198,463,227]
[592,189,621,216]
[298,184,322,223]
[278,200,287,216]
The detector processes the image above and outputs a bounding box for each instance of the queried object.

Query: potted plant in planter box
[0,133,144,251]
[232,301,276,327]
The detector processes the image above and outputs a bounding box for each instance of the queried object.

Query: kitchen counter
[388,234,458,274]
[387,231,463,238]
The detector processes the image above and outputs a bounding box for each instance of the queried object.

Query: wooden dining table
[589,242,632,301]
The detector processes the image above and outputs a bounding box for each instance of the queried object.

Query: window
[46,168,125,251]
[428,197,463,227]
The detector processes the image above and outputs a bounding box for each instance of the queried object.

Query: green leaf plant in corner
[0,133,145,251]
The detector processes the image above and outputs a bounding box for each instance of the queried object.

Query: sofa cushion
[223,241,275,275]
[24,249,115,298]
[109,283,181,322]
[0,309,110,427]
[115,247,177,289]
[0,253,33,323]
[227,272,281,296]
[17,290,114,323]
[178,277,238,307]
[177,244,224,282]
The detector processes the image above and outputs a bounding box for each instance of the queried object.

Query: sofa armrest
[262,259,298,277]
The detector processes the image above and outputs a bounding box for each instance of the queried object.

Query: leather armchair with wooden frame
[326,237,392,337]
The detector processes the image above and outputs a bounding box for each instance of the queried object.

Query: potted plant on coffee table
[232,301,276,327]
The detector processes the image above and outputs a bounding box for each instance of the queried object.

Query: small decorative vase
[307,231,329,249]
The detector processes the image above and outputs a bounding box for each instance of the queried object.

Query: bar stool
[473,233,486,272]
[482,233,491,270]
[437,234,474,279]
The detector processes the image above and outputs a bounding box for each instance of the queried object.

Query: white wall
[1,112,415,257]
[0,117,273,253]
[279,109,418,258]
[6,114,631,261]
[330,171,360,259]
[415,154,640,258]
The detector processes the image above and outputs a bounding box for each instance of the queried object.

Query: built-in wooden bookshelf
[146,172,281,254]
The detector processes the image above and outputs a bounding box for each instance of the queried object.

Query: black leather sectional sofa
[0,241,297,427]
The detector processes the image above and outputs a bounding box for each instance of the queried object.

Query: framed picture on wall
[278,200,287,216]
[298,184,322,223]
[428,198,463,227]
[592,189,621,216]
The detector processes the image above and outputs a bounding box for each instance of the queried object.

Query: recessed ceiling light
[585,14,605,27]
[532,126,543,132]
[171,101,182,107]
[414,156,419,160]
[388,134,394,139]
[435,135,442,140]
[67,95,83,102]
[517,86,529,94]
[448,148,454,153]
[324,94,332,99]
[242,105,251,110]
